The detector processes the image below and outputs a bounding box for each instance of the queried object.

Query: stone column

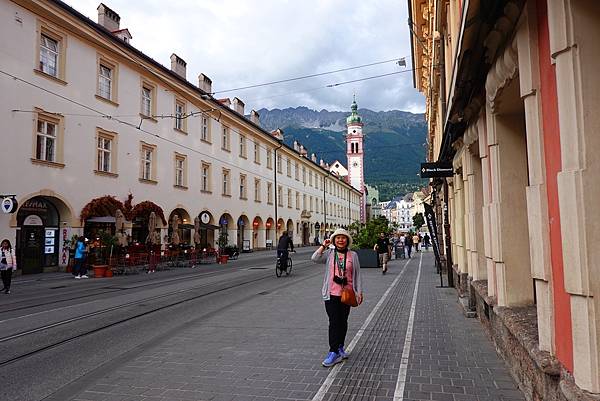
[548,0,600,392]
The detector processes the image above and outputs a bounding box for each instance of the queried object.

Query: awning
[86,216,116,223]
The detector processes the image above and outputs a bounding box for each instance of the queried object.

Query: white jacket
[0,248,17,270]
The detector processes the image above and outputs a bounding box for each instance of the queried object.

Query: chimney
[300,145,307,157]
[170,54,186,79]
[293,140,299,152]
[250,109,260,125]
[320,159,325,167]
[97,3,120,31]
[311,153,317,163]
[271,128,284,141]
[198,73,212,94]
[232,97,245,115]
[218,98,231,108]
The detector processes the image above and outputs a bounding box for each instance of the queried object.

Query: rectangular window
[286,158,291,177]
[296,191,300,210]
[239,135,247,158]
[277,154,282,173]
[278,185,283,206]
[287,188,292,208]
[201,115,210,141]
[222,126,230,150]
[175,100,185,131]
[295,162,299,180]
[201,163,211,192]
[240,174,247,199]
[174,154,186,187]
[141,86,152,117]
[254,179,261,202]
[309,171,313,187]
[97,136,112,172]
[141,145,154,181]
[303,194,307,210]
[254,142,260,163]
[40,34,59,77]
[222,169,230,196]
[98,64,112,100]
[36,118,56,162]
[302,167,306,184]
[266,149,272,169]
[310,196,313,212]
[267,182,273,204]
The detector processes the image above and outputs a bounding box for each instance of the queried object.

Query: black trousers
[1,269,13,290]
[325,295,351,352]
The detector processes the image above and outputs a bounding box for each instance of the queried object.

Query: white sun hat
[330,228,353,248]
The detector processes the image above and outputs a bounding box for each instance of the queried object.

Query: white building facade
[0,0,361,273]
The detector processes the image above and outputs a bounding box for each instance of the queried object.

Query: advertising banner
[424,202,442,269]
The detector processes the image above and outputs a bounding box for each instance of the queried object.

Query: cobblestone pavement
[66,252,525,401]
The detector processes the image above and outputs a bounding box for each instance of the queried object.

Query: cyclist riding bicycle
[276,231,294,271]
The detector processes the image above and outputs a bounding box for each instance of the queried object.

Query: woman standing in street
[312,228,363,367]
[73,237,88,279]
[1,239,17,294]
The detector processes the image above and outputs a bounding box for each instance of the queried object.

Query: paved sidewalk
[65,251,525,401]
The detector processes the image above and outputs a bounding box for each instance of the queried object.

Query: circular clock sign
[200,211,210,224]
[352,162,358,167]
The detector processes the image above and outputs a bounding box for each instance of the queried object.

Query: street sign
[420,162,453,178]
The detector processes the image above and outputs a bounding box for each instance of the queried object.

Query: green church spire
[346,95,362,125]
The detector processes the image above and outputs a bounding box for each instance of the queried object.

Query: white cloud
[70,0,425,113]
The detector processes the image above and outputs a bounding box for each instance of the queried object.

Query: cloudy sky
[70,0,424,113]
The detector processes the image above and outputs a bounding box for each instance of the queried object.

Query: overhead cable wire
[211,57,408,94]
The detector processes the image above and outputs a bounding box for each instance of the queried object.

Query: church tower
[346,97,366,223]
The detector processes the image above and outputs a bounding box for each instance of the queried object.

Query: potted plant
[216,232,229,264]
[349,216,392,268]
[92,231,118,277]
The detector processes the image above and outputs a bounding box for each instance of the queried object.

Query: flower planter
[104,268,113,278]
[219,255,229,264]
[92,264,108,278]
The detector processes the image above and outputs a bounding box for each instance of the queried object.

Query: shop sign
[1,197,18,214]
[23,215,43,226]
[420,162,454,178]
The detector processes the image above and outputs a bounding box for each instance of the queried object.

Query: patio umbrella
[115,209,128,247]
[146,211,159,245]
[193,216,201,245]
[171,214,180,245]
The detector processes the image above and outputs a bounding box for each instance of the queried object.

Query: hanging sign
[420,162,454,178]
[1,197,18,214]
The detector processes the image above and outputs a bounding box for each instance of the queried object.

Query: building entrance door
[302,223,310,246]
[20,226,44,274]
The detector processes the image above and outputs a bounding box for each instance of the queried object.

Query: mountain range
[257,106,428,201]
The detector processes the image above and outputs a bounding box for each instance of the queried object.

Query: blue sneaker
[338,346,348,359]
[322,351,342,367]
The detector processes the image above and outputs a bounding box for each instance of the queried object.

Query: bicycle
[275,250,294,277]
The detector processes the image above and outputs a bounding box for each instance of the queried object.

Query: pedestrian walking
[311,228,363,367]
[413,232,420,252]
[374,232,391,274]
[405,233,413,258]
[73,237,89,279]
[423,233,431,250]
[397,233,406,258]
[1,239,17,294]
